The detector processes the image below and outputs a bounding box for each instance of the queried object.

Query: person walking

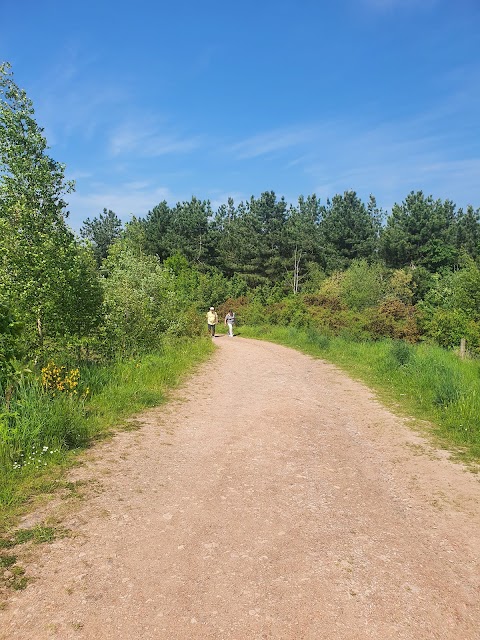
[206,307,218,337]
[224,310,235,337]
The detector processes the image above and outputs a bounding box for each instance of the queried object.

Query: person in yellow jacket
[206,307,218,337]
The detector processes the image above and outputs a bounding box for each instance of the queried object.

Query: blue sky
[1,0,479,230]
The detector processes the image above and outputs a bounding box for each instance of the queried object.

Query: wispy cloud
[231,126,319,159]
[232,73,480,211]
[307,119,480,210]
[31,51,126,147]
[360,0,438,10]
[109,120,202,158]
[67,183,175,230]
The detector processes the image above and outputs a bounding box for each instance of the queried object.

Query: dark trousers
[208,324,216,336]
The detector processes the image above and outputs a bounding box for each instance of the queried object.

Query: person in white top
[224,310,235,337]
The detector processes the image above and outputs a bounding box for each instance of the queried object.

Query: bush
[0,303,23,394]
[263,298,311,328]
[304,328,330,350]
[389,340,415,367]
[303,293,345,311]
[465,320,480,355]
[339,260,386,311]
[367,299,420,343]
[424,308,469,349]
[238,300,265,326]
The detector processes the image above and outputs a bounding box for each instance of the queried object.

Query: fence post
[460,337,466,359]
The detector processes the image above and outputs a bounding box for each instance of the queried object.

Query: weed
[0,554,16,568]
[12,576,28,590]
[0,556,29,591]
[0,525,69,549]
[305,328,330,350]
[432,374,461,407]
[390,340,414,367]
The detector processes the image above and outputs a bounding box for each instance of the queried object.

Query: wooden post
[460,338,466,359]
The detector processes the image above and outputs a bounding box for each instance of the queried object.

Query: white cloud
[109,121,202,158]
[231,126,319,159]
[361,0,438,10]
[32,55,126,146]
[66,184,175,231]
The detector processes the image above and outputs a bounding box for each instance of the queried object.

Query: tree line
[96,188,477,288]
[2,59,480,394]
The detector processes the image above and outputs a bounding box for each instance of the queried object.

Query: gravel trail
[1,336,479,639]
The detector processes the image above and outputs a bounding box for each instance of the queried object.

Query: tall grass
[0,381,89,469]
[240,325,480,462]
[0,337,214,530]
[83,338,214,433]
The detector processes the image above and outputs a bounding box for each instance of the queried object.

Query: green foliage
[142,197,211,263]
[0,62,74,222]
[301,261,327,293]
[449,258,480,319]
[386,269,415,304]
[0,302,23,391]
[80,208,123,265]
[0,376,88,473]
[318,271,345,301]
[380,191,458,271]
[388,340,415,367]
[0,62,102,353]
[418,259,480,352]
[456,205,480,260]
[319,192,381,271]
[211,192,290,284]
[410,266,434,303]
[263,297,311,328]
[238,299,265,326]
[423,308,469,349]
[101,243,183,356]
[338,259,386,311]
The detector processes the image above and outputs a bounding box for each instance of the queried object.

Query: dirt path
[1,337,480,639]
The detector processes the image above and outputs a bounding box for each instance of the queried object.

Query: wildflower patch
[41,362,82,396]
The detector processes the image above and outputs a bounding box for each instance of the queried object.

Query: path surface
[1,337,480,639]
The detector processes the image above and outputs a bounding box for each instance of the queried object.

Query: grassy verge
[239,325,480,465]
[0,337,214,534]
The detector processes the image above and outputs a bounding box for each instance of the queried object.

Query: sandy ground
[1,336,480,639]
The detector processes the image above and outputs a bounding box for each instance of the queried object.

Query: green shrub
[367,299,420,343]
[239,300,266,325]
[305,328,330,350]
[339,260,386,311]
[0,303,23,394]
[424,308,469,349]
[389,340,415,367]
